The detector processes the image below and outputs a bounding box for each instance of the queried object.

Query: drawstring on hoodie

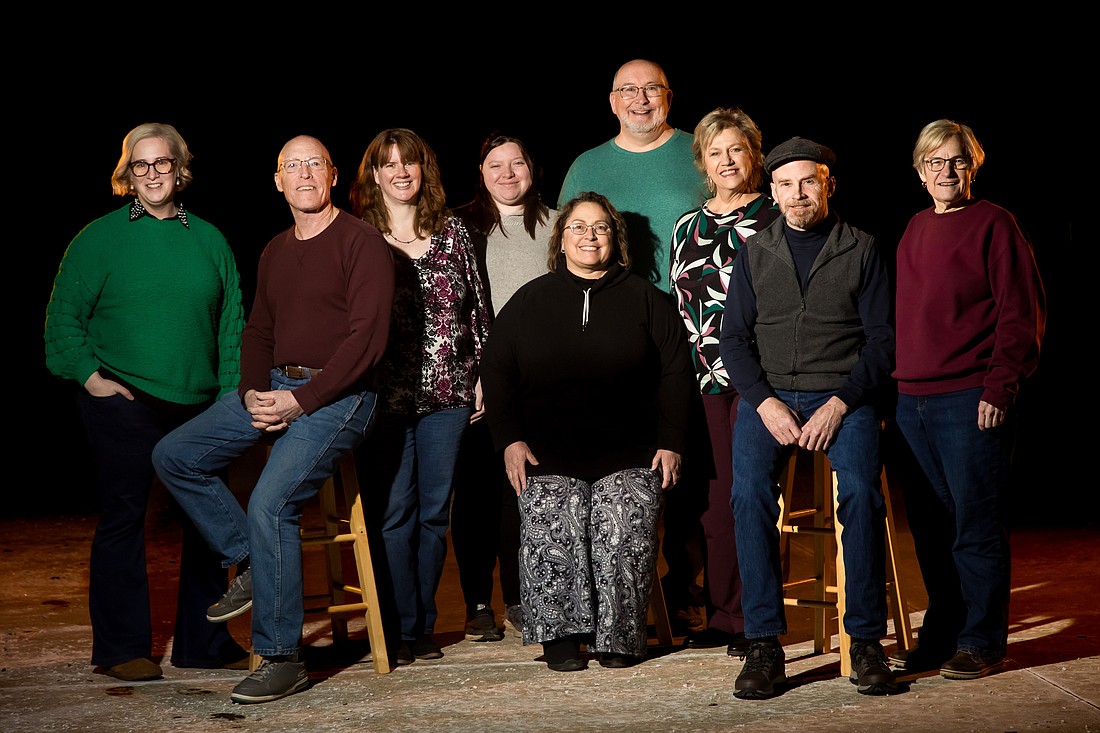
[581,288,591,330]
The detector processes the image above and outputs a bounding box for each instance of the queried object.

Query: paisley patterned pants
[518,468,663,656]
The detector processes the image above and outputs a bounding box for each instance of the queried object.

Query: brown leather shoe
[98,658,163,681]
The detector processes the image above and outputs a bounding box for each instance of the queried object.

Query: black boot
[543,636,585,672]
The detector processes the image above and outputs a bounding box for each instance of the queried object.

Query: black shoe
[685,628,735,649]
[465,605,504,642]
[207,567,252,623]
[849,640,898,695]
[889,645,953,672]
[543,637,586,672]
[598,653,640,669]
[669,605,707,636]
[940,649,1005,680]
[727,633,751,656]
[733,640,786,700]
[412,636,443,660]
[172,639,252,670]
[504,604,524,639]
[392,641,415,666]
[230,658,309,704]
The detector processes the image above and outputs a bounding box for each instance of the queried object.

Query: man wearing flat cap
[719,137,897,700]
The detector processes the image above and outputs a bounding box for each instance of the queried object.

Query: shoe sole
[733,684,783,699]
[733,674,786,700]
[465,630,504,642]
[207,600,252,623]
[598,659,637,669]
[98,666,163,681]
[851,676,899,695]
[941,661,1004,680]
[547,660,586,672]
[504,620,522,639]
[230,677,309,704]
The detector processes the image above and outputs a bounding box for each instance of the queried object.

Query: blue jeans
[732,390,887,640]
[152,369,378,657]
[895,388,1012,656]
[359,407,470,642]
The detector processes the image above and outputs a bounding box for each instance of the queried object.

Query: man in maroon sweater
[153,135,395,704]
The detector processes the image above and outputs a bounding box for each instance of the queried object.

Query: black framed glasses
[565,222,611,236]
[924,156,970,172]
[280,157,329,174]
[614,84,668,99]
[129,158,175,176]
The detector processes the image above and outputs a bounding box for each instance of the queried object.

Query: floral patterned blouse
[669,195,781,395]
[379,215,491,414]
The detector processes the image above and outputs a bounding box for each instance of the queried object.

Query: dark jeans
[732,390,888,640]
[78,388,239,668]
[451,419,521,615]
[895,388,1013,656]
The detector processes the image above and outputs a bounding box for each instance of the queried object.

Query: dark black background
[23,36,1076,521]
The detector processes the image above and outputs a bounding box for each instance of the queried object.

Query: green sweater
[558,129,707,293]
[44,203,244,405]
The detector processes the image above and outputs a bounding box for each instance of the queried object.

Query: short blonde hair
[111,123,193,196]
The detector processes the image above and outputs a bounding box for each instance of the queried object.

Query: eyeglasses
[565,222,611,236]
[614,84,668,100]
[924,156,970,172]
[129,158,175,176]
[280,157,329,174]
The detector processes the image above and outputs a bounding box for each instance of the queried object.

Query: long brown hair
[349,128,450,237]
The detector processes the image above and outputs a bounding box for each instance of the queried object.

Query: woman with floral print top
[350,128,491,665]
[667,108,780,655]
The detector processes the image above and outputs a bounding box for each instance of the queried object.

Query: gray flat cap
[764,136,836,174]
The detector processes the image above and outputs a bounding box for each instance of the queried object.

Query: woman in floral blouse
[668,107,781,655]
[350,128,491,666]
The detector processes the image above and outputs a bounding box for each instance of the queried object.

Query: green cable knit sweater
[44,203,245,405]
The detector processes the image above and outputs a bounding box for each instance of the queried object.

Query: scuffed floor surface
[1,512,1098,733]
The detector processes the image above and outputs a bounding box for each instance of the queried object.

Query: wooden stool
[648,568,673,647]
[246,449,390,674]
[777,449,913,676]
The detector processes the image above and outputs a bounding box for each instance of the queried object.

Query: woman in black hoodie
[479,191,694,672]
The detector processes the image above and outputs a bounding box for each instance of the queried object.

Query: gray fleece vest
[747,220,874,392]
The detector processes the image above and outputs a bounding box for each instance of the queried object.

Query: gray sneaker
[230,659,309,704]
[504,605,523,639]
[207,567,252,622]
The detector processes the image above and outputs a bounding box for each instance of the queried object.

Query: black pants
[450,420,520,616]
[78,388,242,668]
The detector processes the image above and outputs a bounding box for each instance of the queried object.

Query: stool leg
[337,456,391,674]
[829,465,851,678]
[320,472,349,645]
[648,569,673,647]
[881,466,914,652]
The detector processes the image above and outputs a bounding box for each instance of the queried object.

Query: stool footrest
[302,532,355,545]
[779,525,833,535]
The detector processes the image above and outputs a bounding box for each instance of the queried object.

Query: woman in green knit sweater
[44,122,247,681]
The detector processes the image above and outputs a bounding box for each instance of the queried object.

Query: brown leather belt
[278,365,322,379]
